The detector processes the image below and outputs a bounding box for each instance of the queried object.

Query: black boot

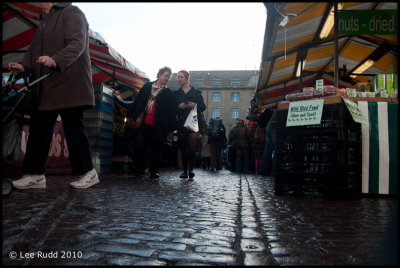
[188,171,195,179]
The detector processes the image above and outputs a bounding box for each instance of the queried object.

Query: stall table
[277,95,398,196]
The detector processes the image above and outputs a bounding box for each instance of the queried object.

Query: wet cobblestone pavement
[2,168,398,265]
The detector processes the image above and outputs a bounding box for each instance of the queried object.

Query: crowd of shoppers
[7,3,276,190]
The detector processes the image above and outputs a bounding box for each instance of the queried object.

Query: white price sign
[286,99,324,126]
[315,79,324,90]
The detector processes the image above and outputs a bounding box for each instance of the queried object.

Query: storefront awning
[256,2,398,106]
[2,2,149,90]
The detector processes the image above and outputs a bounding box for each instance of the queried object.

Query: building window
[231,108,239,119]
[212,108,221,118]
[195,78,204,87]
[212,92,221,102]
[213,77,222,86]
[231,92,240,102]
[231,77,240,86]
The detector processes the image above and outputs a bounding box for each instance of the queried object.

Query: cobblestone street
[2,168,397,265]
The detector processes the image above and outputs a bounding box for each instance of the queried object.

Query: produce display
[283,74,398,103]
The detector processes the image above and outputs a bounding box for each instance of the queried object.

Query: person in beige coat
[8,2,98,189]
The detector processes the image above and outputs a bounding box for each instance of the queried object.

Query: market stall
[254,2,397,197]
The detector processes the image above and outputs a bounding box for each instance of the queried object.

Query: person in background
[114,90,137,174]
[130,66,177,179]
[201,126,211,170]
[175,70,206,179]
[253,125,266,174]
[227,118,239,171]
[208,117,226,171]
[8,2,98,189]
[259,108,277,175]
[247,120,258,173]
[229,118,250,173]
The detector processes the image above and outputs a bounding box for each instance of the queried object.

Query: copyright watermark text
[9,250,83,259]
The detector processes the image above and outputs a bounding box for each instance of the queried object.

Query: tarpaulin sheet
[2,2,149,90]
[256,2,398,106]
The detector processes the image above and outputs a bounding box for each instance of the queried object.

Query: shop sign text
[338,10,397,35]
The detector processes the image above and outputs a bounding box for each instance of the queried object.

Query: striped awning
[2,2,149,90]
[256,2,398,106]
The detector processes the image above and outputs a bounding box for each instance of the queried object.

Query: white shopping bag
[183,103,199,132]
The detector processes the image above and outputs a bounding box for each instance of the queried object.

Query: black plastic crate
[275,183,324,197]
[276,126,361,143]
[275,162,361,176]
[276,139,361,153]
[274,183,360,198]
[274,102,362,199]
[275,150,361,166]
[275,174,361,198]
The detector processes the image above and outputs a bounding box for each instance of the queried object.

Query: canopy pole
[334,2,339,88]
[113,67,116,88]
[299,58,303,91]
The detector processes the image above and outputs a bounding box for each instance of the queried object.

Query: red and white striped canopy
[2,2,149,90]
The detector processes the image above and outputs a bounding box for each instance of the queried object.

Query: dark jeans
[23,107,93,175]
[259,126,276,175]
[202,157,210,170]
[124,128,136,172]
[209,140,223,170]
[134,124,163,174]
[178,129,197,173]
[235,147,249,173]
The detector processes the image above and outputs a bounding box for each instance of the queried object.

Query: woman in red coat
[130,67,177,179]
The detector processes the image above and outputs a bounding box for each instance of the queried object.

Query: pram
[2,71,53,196]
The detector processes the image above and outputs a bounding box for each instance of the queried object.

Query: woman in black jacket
[175,70,206,179]
[130,67,177,178]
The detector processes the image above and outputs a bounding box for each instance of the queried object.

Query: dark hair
[157,66,172,78]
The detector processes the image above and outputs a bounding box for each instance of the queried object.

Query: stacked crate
[83,83,114,173]
[274,102,362,198]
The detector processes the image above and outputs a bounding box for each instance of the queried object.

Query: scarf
[145,83,165,114]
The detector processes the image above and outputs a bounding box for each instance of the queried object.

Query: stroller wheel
[2,178,13,197]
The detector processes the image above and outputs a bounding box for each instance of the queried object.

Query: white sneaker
[70,169,99,189]
[12,174,46,189]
